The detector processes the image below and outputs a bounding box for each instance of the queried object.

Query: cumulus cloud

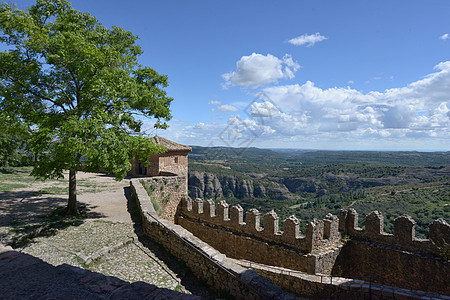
[217,104,238,112]
[440,33,449,40]
[288,32,327,47]
[222,53,300,88]
[271,62,449,136]
[219,61,450,144]
[166,61,450,150]
[209,100,221,105]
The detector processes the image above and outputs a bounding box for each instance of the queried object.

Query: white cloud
[217,104,238,112]
[288,32,327,47]
[439,33,449,40]
[222,53,300,88]
[162,61,450,151]
[208,100,221,105]
[259,61,450,139]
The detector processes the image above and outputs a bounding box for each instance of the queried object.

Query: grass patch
[150,196,161,215]
[0,182,28,192]
[140,180,162,215]
[0,166,35,183]
[174,284,183,292]
[34,186,68,195]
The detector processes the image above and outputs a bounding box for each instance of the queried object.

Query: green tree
[0,131,23,167]
[0,0,172,214]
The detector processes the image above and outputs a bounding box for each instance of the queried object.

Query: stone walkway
[0,244,201,299]
[0,170,217,299]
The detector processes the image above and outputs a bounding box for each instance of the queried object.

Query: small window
[174,157,179,164]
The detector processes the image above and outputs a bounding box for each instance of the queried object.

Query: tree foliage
[0,0,172,214]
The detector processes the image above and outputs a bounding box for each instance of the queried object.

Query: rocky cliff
[187,168,443,201]
[188,171,292,200]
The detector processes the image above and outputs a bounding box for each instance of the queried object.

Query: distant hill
[188,146,450,238]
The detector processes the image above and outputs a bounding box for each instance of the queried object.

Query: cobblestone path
[20,221,185,291]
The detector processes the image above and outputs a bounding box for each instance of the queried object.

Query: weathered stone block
[246,209,262,233]
[365,211,384,236]
[429,218,450,248]
[339,209,348,233]
[216,200,229,222]
[230,205,244,226]
[283,215,301,241]
[345,208,359,234]
[193,198,204,215]
[394,215,416,243]
[323,213,339,240]
[306,219,324,252]
[263,210,280,237]
[182,196,192,212]
[204,199,216,218]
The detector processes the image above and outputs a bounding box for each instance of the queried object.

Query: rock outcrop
[188,171,292,200]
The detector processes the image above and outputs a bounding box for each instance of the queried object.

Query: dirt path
[73,172,132,223]
[0,170,132,228]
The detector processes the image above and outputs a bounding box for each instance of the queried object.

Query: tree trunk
[67,169,78,215]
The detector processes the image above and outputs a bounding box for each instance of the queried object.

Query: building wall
[128,151,189,178]
[156,151,189,176]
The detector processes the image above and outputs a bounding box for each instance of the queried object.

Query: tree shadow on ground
[0,190,104,248]
[124,186,218,300]
[0,247,197,299]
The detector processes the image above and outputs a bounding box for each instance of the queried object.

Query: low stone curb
[83,236,136,265]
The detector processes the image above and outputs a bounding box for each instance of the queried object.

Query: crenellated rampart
[132,176,450,298]
[338,208,449,256]
[178,197,343,274]
[181,197,342,253]
[177,197,449,295]
[334,208,449,294]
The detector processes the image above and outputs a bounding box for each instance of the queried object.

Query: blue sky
[11,0,450,151]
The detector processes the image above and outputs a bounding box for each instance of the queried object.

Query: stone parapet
[180,197,342,253]
[241,260,450,300]
[338,208,450,257]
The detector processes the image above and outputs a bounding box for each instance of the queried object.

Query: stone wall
[178,198,449,295]
[132,179,450,299]
[180,197,342,254]
[130,179,296,300]
[140,175,187,222]
[335,209,450,295]
[242,261,449,300]
[177,197,343,274]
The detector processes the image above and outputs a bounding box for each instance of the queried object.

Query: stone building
[129,136,192,177]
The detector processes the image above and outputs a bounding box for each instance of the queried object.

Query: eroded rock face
[188,172,291,200]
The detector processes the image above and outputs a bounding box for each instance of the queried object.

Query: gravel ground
[0,170,216,298]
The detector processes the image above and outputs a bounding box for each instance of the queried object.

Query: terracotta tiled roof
[151,136,192,152]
